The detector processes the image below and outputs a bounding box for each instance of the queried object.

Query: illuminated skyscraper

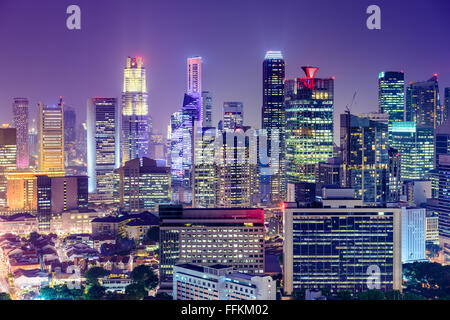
[340,112,389,206]
[215,127,258,208]
[121,56,149,165]
[444,87,450,122]
[12,98,29,169]
[406,74,442,129]
[390,122,434,180]
[201,91,213,127]
[187,57,202,96]
[285,67,334,183]
[38,100,65,173]
[262,51,286,203]
[437,155,450,264]
[435,118,450,168]
[64,105,77,167]
[87,98,119,199]
[0,128,17,207]
[193,126,217,208]
[222,102,244,130]
[114,157,171,212]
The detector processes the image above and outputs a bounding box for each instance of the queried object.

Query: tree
[85,285,106,300]
[357,290,385,300]
[130,265,158,291]
[146,226,159,242]
[0,292,11,300]
[29,231,40,243]
[39,285,84,300]
[336,290,353,300]
[125,283,147,300]
[385,290,402,300]
[146,292,172,300]
[403,292,426,300]
[84,267,109,286]
[292,289,305,300]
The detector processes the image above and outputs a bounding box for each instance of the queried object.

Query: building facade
[12,98,29,169]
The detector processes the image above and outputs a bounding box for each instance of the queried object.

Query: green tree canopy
[125,283,147,300]
[130,265,158,291]
[357,289,385,300]
[85,285,106,300]
[84,267,109,286]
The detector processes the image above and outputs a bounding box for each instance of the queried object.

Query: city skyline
[0,1,449,140]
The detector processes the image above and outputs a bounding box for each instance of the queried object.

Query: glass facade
[12,98,29,169]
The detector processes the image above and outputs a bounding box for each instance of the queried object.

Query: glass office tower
[285,67,334,183]
[12,98,29,169]
[121,57,149,165]
[262,51,286,203]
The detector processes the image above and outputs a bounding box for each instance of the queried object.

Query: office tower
[435,118,450,168]
[173,264,276,300]
[215,127,258,208]
[28,125,38,164]
[87,98,119,199]
[0,128,17,207]
[285,67,334,183]
[444,88,450,122]
[425,209,440,245]
[222,102,244,130]
[262,51,286,204]
[401,207,426,264]
[340,112,389,206]
[390,122,434,180]
[38,100,65,173]
[121,56,149,165]
[378,72,405,122]
[149,131,166,162]
[36,175,88,230]
[201,91,213,127]
[193,127,217,208]
[283,202,402,295]
[63,105,77,167]
[406,74,442,129]
[170,111,184,188]
[12,98,29,169]
[388,147,402,202]
[438,154,450,264]
[315,157,341,189]
[114,157,171,212]
[159,205,265,288]
[187,57,203,123]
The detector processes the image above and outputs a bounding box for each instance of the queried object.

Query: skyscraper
[435,118,450,168]
[406,74,442,129]
[437,154,450,264]
[12,98,29,169]
[0,128,17,207]
[283,202,402,294]
[285,67,334,183]
[444,87,450,122]
[63,105,77,167]
[87,98,119,199]
[340,112,389,206]
[222,102,244,130]
[201,91,213,127]
[187,57,203,123]
[121,56,149,165]
[114,157,171,212]
[390,122,434,180]
[38,100,65,173]
[378,71,405,123]
[262,51,286,204]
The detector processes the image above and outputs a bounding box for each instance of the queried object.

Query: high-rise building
[390,122,434,180]
[406,74,442,129]
[262,51,286,204]
[378,72,405,123]
[444,87,450,122]
[401,207,426,264]
[87,98,119,199]
[36,175,88,230]
[283,202,402,295]
[193,127,217,208]
[114,157,171,212]
[187,57,202,123]
[159,205,265,288]
[340,112,389,206]
[173,264,275,300]
[121,56,149,165]
[201,91,213,127]
[285,67,334,183]
[222,102,244,130]
[12,98,29,169]
[0,128,17,207]
[315,157,341,190]
[63,105,77,167]
[215,127,258,208]
[435,118,450,168]
[437,154,450,265]
[388,147,402,202]
[38,100,65,173]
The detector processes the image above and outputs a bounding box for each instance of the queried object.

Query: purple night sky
[0,0,449,141]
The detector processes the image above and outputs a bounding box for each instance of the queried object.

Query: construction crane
[345,91,357,114]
